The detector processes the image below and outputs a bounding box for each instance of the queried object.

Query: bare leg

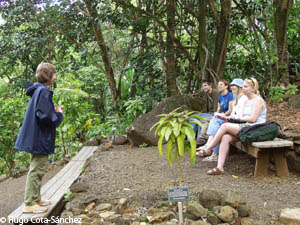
[217,134,238,171]
[205,123,240,153]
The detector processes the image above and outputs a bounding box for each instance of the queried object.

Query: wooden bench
[8,146,98,224]
[231,138,293,178]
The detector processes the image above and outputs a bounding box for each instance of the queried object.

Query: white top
[242,98,267,124]
[230,95,248,119]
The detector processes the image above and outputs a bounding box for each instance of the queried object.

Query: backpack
[237,121,280,143]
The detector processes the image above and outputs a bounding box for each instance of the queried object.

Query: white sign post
[167,186,190,224]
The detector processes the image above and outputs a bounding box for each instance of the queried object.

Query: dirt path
[0,165,63,225]
[80,144,300,224]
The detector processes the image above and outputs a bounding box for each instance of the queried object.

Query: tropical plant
[150,108,204,184]
[150,108,204,165]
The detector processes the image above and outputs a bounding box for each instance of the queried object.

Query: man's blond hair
[35,62,56,84]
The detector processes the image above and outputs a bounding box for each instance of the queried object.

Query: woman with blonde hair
[201,78,266,175]
[197,78,247,161]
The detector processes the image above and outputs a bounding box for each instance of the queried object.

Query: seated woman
[192,79,234,143]
[197,78,246,161]
[202,78,266,175]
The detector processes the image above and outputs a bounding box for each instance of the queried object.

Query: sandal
[207,167,224,175]
[196,149,212,158]
[38,200,51,206]
[23,204,48,214]
[196,144,207,151]
[202,155,218,162]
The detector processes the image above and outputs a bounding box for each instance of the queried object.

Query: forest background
[0,0,299,177]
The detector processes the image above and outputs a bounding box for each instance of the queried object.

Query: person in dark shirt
[190,80,219,143]
[15,62,64,214]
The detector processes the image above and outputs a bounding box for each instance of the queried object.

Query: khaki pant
[24,154,49,206]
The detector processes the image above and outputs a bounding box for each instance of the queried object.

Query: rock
[126,95,206,146]
[186,221,211,225]
[287,151,300,172]
[112,135,128,145]
[224,190,242,208]
[117,198,129,214]
[237,204,251,217]
[99,142,113,151]
[95,203,113,212]
[288,94,300,109]
[105,214,122,223]
[75,214,93,225]
[70,182,89,193]
[240,217,267,225]
[207,213,221,225]
[99,211,116,219]
[85,202,96,213]
[65,199,86,215]
[147,207,161,215]
[185,201,208,220]
[198,189,225,210]
[84,137,101,146]
[280,208,300,225]
[147,211,176,223]
[213,206,238,223]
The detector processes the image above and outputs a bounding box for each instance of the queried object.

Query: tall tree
[274,0,293,85]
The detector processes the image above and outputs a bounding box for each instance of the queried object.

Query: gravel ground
[79,144,300,225]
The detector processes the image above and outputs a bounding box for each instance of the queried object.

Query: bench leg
[254,151,269,177]
[273,150,289,177]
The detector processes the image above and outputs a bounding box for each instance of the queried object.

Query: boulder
[280,208,300,225]
[288,94,300,109]
[112,135,128,145]
[198,189,225,210]
[126,95,206,146]
[213,206,238,223]
[224,190,242,208]
[185,201,208,220]
[286,151,300,172]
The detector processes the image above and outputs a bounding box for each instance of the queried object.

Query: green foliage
[64,188,73,202]
[269,84,297,102]
[0,80,29,176]
[124,96,146,118]
[269,86,284,102]
[150,108,204,166]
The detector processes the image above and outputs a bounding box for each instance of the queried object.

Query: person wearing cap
[196,78,246,161]
[204,78,267,174]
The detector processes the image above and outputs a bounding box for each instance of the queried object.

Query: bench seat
[232,138,293,178]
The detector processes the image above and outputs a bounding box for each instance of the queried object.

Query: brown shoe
[23,204,48,214]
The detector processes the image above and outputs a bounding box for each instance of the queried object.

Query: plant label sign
[168,186,190,202]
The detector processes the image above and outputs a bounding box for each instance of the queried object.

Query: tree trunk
[209,0,232,79]
[198,0,208,81]
[166,0,180,97]
[274,0,292,85]
[84,1,120,107]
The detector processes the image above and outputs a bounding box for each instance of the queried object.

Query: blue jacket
[14,82,63,155]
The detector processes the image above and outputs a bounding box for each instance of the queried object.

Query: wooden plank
[9,148,90,219]
[251,138,293,148]
[8,146,98,221]
[232,142,260,158]
[272,149,289,177]
[254,151,270,177]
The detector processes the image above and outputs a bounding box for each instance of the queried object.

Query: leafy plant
[269,84,298,102]
[269,86,284,102]
[150,108,204,166]
[284,84,298,97]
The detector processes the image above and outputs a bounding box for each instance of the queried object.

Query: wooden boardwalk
[8,146,98,223]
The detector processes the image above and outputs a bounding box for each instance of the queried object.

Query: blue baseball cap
[230,78,244,88]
